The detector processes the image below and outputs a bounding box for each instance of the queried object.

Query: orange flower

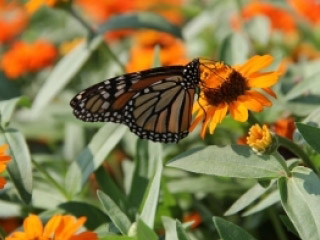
[191,55,282,138]
[247,124,273,154]
[1,40,57,79]
[232,2,296,34]
[272,117,295,140]
[6,214,97,240]
[288,0,320,25]
[183,212,202,229]
[0,144,11,189]
[0,0,27,43]
[126,30,188,72]
[25,0,70,14]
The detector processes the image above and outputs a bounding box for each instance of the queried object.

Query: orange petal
[237,55,274,77]
[0,177,6,189]
[229,101,248,122]
[0,144,8,153]
[57,216,87,239]
[24,214,43,239]
[247,91,272,107]
[5,232,27,240]
[200,108,215,138]
[238,94,263,112]
[247,71,280,88]
[263,88,277,98]
[43,215,62,238]
[70,232,98,240]
[209,103,228,134]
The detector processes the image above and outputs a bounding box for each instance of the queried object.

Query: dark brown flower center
[202,70,248,106]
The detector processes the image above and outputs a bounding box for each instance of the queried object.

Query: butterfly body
[70,58,200,143]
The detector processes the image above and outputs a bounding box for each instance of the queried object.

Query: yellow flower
[5,214,97,240]
[0,144,11,189]
[25,0,70,14]
[190,55,282,138]
[247,124,272,154]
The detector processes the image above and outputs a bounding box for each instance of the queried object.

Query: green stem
[277,135,319,175]
[268,207,289,240]
[66,6,126,72]
[273,151,291,177]
[32,159,70,200]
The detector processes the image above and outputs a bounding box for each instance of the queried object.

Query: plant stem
[66,6,126,72]
[268,207,289,240]
[32,159,70,200]
[277,135,319,175]
[273,151,291,177]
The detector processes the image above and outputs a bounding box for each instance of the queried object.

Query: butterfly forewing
[70,59,200,143]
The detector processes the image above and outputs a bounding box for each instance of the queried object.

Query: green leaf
[98,12,182,39]
[285,72,320,101]
[280,215,299,237]
[278,166,320,240]
[213,217,257,240]
[176,221,191,240]
[225,181,275,216]
[63,123,85,162]
[140,144,163,228]
[296,122,320,153]
[242,190,280,216]
[59,201,109,230]
[244,16,270,46]
[99,237,137,240]
[0,73,20,101]
[0,97,30,128]
[167,145,285,178]
[152,45,161,68]
[65,124,127,196]
[97,190,132,235]
[0,129,32,203]
[0,200,21,217]
[219,32,249,65]
[31,36,103,116]
[137,219,158,240]
[162,217,179,240]
[95,166,128,213]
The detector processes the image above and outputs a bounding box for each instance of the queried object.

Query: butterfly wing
[70,61,199,143]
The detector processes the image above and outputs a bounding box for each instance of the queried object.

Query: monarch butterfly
[70,59,200,143]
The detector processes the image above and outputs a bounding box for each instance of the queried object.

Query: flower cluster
[0,144,11,189]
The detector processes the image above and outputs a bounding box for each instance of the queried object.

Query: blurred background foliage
[1,0,320,239]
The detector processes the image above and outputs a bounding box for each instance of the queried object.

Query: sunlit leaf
[279,166,320,240]
[0,97,30,128]
[137,219,158,240]
[167,145,285,178]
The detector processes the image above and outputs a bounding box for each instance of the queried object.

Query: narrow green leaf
[31,36,103,116]
[59,201,109,229]
[280,215,299,237]
[213,217,257,240]
[242,190,280,216]
[140,145,163,228]
[219,33,249,65]
[285,72,320,101]
[97,190,132,235]
[65,124,127,195]
[98,12,182,39]
[278,166,320,240]
[176,221,191,240]
[63,123,85,162]
[0,200,21,217]
[162,217,178,240]
[296,122,320,153]
[95,165,128,213]
[137,219,158,240]
[167,145,285,178]
[0,96,30,128]
[152,45,161,68]
[0,129,32,203]
[225,181,275,216]
[0,73,20,101]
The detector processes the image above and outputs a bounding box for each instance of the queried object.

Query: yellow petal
[238,94,263,112]
[5,232,28,240]
[237,55,274,77]
[212,103,228,124]
[229,101,248,122]
[247,71,280,88]
[43,215,62,238]
[246,91,272,107]
[24,214,43,239]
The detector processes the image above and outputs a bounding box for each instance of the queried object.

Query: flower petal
[70,232,98,240]
[43,214,62,238]
[229,101,248,122]
[0,177,6,189]
[247,71,280,88]
[237,55,274,77]
[238,94,263,112]
[263,88,277,98]
[24,214,43,238]
[189,112,204,132]
[5,232,27,240]
[247,91,272,107]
